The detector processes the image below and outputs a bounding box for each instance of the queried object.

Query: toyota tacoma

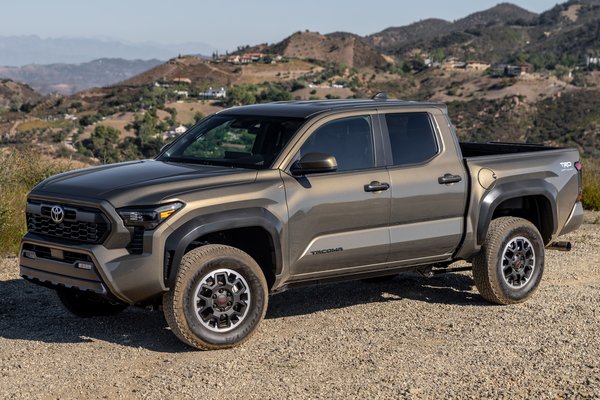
[20,98,584,350]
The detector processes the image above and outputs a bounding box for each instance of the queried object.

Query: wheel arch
[164,208,283,290]
[477,180,558,246]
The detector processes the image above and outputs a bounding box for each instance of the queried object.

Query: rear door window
[385,113,439,166]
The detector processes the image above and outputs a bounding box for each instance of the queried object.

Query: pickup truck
[20,98,584,350]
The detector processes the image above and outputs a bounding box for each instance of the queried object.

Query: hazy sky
[1,0,561,51]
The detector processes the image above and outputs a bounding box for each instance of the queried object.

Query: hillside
[366,19,453,50]
[368,3,537,56]
[0,58,163,95]
[368,0,600,66]
[269,31,389,69]
[451,3,537,30]
[120,56,235,87]
[0,79,43,111]
[0,0,599,168]
[526,1,600,65]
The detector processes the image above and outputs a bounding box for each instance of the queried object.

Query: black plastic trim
[477,180,558,245]
[164,208,284,287]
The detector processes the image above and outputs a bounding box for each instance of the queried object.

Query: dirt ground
[0,214,598,399]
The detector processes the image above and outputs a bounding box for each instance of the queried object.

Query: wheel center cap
[217,294,228,304]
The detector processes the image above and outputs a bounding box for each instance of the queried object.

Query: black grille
[26,201,110,244]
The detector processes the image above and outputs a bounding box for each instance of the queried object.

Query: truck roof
[218,99,447,119]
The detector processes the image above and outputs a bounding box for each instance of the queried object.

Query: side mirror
[290,152,337,176]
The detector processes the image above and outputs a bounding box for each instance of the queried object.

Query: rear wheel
[473,217,544,305]
[57,290,128,317]
[163,244,268,350]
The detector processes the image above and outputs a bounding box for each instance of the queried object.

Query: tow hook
[547,241,572,252]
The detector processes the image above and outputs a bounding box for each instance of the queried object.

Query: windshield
[158,114,304,169]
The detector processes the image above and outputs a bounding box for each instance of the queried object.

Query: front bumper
[20,231,171,304]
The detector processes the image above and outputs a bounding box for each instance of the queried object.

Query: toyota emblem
[50,205,65,224]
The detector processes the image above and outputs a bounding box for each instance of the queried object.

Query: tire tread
[163,244,268,350]
[472,217,543,305]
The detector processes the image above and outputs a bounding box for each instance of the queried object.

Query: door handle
[364,181,390,192]
[438,174,462,184]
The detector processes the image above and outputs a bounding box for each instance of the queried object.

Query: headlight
[117,202,184,230]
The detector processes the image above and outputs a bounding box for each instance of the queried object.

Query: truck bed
[459,142,561,158]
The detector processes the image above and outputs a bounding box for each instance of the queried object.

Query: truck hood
[31,160,258,208]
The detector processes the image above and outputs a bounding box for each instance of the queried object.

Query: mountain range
[3,1,600,95]
[0,58,163,95]
[0,35,215,66]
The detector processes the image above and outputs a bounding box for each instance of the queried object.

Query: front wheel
[473,217,545,305]
[163,244,268,350]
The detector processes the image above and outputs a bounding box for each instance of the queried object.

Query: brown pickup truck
[20,98,583,349]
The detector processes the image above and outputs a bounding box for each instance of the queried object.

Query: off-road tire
[57,290,128,317]
[473,217,545,305]
[163,244,268,350]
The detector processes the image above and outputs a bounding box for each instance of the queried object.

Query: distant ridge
[0,35,215,66]
[0,58,164,95]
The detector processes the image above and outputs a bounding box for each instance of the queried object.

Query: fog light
[75,262,93,270]
[23,250,37,259]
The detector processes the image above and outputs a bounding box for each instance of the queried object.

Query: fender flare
[163,208,284,287]
[477,179,558,245]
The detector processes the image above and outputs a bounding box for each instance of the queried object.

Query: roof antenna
[372,92,388,101]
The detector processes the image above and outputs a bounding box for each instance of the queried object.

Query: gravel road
[1,214,599,399]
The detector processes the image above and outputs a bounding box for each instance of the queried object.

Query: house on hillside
[507,64,531,77]
[162,124,188,140]
[174,90,188,98]
[199,87,227,99]
[492,64,530,77]
[172,77,192,85]
[227,55,241,64]
[442,57,466,70]
[586,56,600,67]
[466,62,491,71]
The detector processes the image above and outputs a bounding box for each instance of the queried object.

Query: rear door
[281,112,391,278]
[381,109,467,262]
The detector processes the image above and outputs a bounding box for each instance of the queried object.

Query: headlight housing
[117,202,184,230]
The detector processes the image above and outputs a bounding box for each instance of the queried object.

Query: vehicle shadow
[0,272,486,351]
[266,272,487,319]
[0,278,189,353]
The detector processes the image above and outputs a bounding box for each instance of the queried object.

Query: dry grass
[582,158,600,211]
[15,119,69,133]
[0,150,75,256]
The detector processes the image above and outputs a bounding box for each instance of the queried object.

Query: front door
[282,114,391,278]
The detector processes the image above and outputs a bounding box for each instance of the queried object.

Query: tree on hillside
[257,85,292,103]
[80,125,121,164]
[226,85,257,106]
